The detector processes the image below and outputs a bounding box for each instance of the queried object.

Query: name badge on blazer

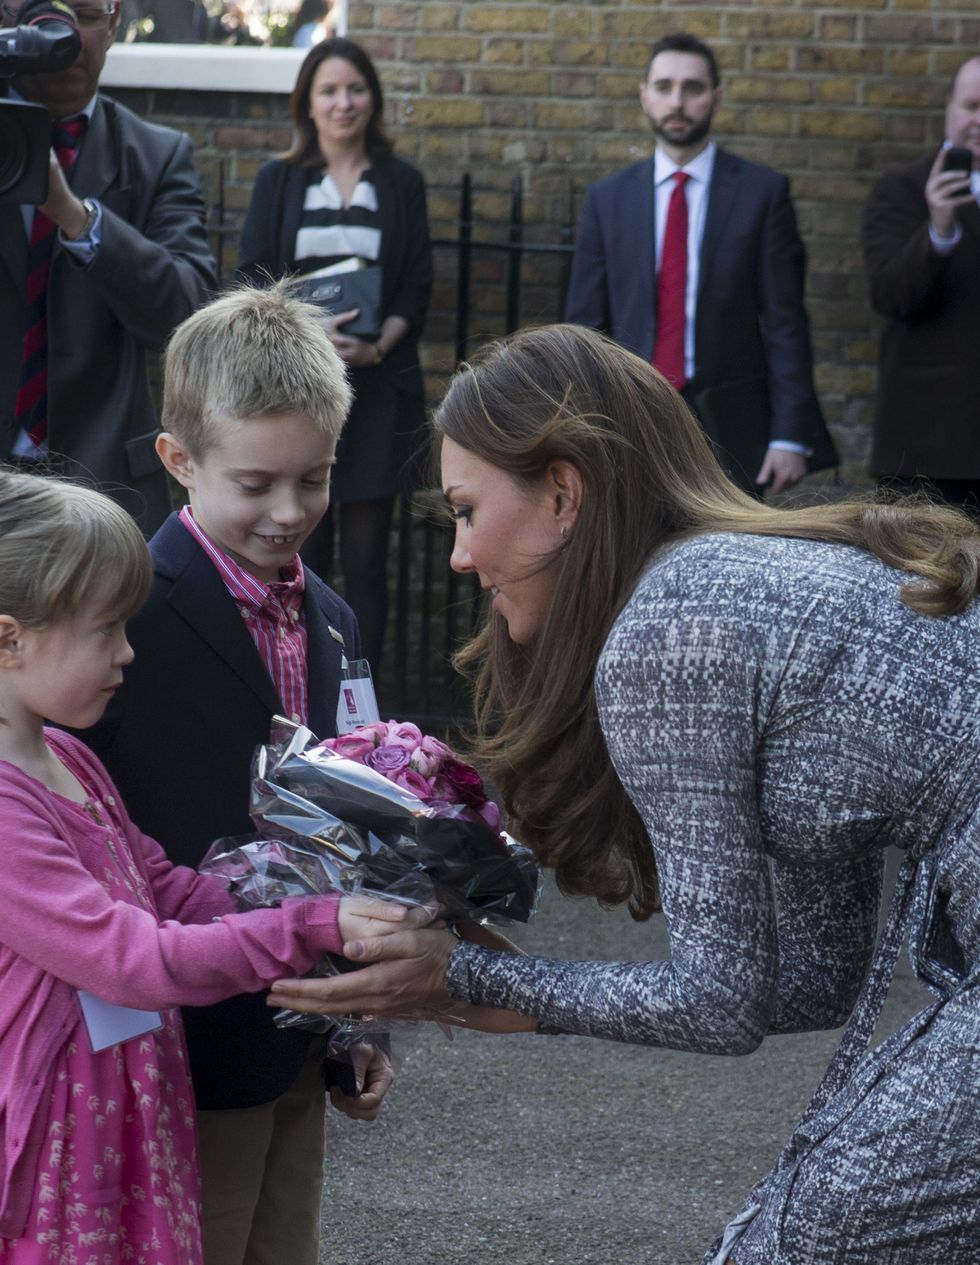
[336,656,381,733]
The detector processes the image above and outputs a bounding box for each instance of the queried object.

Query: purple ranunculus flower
[366,745,411,776]
[413,733,453,777]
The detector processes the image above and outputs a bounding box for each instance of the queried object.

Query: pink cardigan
[0,730,342,1239]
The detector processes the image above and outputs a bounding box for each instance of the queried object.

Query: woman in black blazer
[238,38,433,674]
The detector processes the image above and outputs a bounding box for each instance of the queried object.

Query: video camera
[0,0,82,203]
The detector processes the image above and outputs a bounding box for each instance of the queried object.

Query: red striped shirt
[178,507,309,726]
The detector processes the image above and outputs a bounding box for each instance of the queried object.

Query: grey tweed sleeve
[445,548,881,1053]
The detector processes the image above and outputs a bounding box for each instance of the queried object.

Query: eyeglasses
[73,4,117,27]
[1,1,116,28]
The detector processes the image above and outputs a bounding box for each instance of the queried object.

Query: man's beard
[652,112,713,150]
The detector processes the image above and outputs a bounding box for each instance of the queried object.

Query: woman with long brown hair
[238,38,432,675]
[271,324,980,1263]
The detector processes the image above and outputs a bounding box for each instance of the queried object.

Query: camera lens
[0,113,32,197]
[0,100,52,203]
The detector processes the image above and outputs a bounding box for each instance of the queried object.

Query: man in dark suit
[0,0,215,532]
[565,31,834,495]
[860,55,980,511]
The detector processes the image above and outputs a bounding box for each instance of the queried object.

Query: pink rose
[382,720,424,752]
[412,733,454,777]
[420,734,453,759]
[393,767,435,799]
[365,745,411,777]
[321,732,376,761]
[432,757,487,808]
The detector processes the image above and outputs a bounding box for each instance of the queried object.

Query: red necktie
[15,116,87,448]
[652,170,690,390]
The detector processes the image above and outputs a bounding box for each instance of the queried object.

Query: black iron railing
[381,174,576,727]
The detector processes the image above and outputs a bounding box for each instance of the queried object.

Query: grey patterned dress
[445,532,980,1264]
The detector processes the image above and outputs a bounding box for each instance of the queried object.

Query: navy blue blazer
[565,149,836,470]
[81,513,360,1108]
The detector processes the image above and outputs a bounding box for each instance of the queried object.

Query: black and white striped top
[294,168,381,275]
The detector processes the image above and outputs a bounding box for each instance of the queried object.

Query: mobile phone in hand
[944,146,973,176]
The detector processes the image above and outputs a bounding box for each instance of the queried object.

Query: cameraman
[0,0,215,531]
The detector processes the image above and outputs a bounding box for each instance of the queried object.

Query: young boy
[82,283,391,1265]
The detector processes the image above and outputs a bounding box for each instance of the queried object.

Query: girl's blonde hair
[0,469,152,628]
[434,325,980,920]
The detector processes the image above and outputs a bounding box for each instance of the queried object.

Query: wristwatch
[75,197,98,240]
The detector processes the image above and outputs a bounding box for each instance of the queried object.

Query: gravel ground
[320,860,929,1265]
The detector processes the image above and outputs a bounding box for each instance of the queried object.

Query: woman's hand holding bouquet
[270,917,538,1034]
[201,716,540,1040]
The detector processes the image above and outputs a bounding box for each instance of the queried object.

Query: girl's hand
[328,1041,393,1121]
[270,924,457,1016]
[336,893,429,948]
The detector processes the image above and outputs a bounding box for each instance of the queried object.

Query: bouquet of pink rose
[322,719,502,832]
[201,716,538,1036]
[202,714,538,936]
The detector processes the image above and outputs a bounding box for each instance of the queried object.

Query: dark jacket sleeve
[80,106,216,351]
[381,159,433,337]
[237,159,289,283]
[754,172,822,446]
[564,182,611,333]
[861,161,953,322]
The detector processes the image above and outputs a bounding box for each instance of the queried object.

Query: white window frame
[101,1,347,94]
[102,43,301,92]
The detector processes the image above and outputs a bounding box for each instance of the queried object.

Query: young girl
[0,470,404,1263]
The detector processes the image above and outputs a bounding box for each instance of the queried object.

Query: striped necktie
[15,116,87,449]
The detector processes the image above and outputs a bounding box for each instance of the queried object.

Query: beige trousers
[197,1039,326,1265]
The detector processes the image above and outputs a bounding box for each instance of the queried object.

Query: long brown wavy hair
[433,324,980,920]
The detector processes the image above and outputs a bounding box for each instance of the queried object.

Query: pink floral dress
[0,792,203,1265]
